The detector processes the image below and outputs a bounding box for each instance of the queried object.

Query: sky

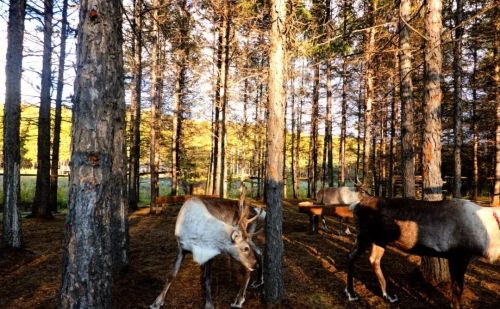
[0,1,77,107]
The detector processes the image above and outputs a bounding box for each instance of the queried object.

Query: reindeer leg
[345,237,370,301]
[448,254,471,309]
[201,259,214,309]
[369,244,397,303]
[249,243,264,288]
[231,269,252,308]
[321,216,330,232]
[150,244,186,309]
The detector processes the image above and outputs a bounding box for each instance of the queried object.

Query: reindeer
[345,196,500,309]
[315,186,360,234]
[150,187,265,309]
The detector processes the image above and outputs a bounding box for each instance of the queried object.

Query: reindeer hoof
[250,279,263,288]
[231,298,244,308]
[345,288,359,301]
[383,294,398,303]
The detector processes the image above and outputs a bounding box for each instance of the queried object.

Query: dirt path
[1,199,499,308]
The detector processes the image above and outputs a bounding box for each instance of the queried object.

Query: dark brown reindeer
[150,186,265,309]
[345,196,500,309]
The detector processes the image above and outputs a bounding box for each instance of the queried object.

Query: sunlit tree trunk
[310,63,320,196]
[33,0,53,218]
[399,0,416,198]
[150,0,163,214]
[49,0,68,213]
[171,0,189,196]
[362,0,376,192]
[471,38,479,200]
[290,70,298,198]
[325,62,334,187]
[452,0,463,198]
[388,52,399,198]
[128,0,142,210]
[2,0,26,248]
[421,0,450,283]
[60,0,125,305]
[493,10,500,206]
[264,0,286,303]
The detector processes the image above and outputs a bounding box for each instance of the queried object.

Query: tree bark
[362,0,376,192]
[290,69,298,198]
[339,57,348,187]
[171,0,189,197]
[493,10,500,206]
[325,61,334,187]
[388,52,399,198]
[399,0,416,198]
[33,0,53,218]
[310,63,320,196]
[149,0,163,214]
[2,0,26,248]
[452,0,463,198]
[471,36,479,200]
[421,0,450,283]
[49,0,68,213]
[60,0,125,306]
[264,0,286,303]
[128,0,142,211]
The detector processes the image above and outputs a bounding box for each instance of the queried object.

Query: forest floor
[1,199,500,309]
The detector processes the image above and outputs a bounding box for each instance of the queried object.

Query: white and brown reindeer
[345,196,500,309]
[150,187,265,309]
[316,186,360,234]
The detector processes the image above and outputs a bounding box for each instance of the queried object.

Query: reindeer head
[226,184,260,271]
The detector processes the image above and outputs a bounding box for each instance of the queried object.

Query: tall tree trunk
[311,63,320,196]
[493,10,500,206]
[49,0,68,213]
[219,0,230,198]
[2,0,26,248]
[452,0,463,198]
[33,0,53,218]
[212,17,223,196]
[388,52,399,198]
[380,98,388,196]
[264,0,286,303]
[325,62,334,187]
[362,0,376,192]
[421,0,450,283]
[355,79,363,181]
[290,70,297,198]
[128,0,142,211]
[283,97,288,198]
[172,0,189,196]
[339,57,348,187]
[60,0,125,305]
[471,39,479,200]
[150,1,163,214]
[399,0,416,198]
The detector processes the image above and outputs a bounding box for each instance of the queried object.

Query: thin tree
[32,0,53,218]
[150,0,163,214]
[388,52,399,198]
[420,0,450,282]
[264,0,286,304]
[128,0,143,211]
[171,0,190,196]
[362,0,377,191]
[493,9,500,206]
[60,0,126,305]
[49,0,69,213]
[399,0,416,198]
[452,0,463,198]
[2,0,27,248]
[339,0,350,187]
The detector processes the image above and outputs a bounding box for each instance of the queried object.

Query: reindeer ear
[231,230,242,243]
